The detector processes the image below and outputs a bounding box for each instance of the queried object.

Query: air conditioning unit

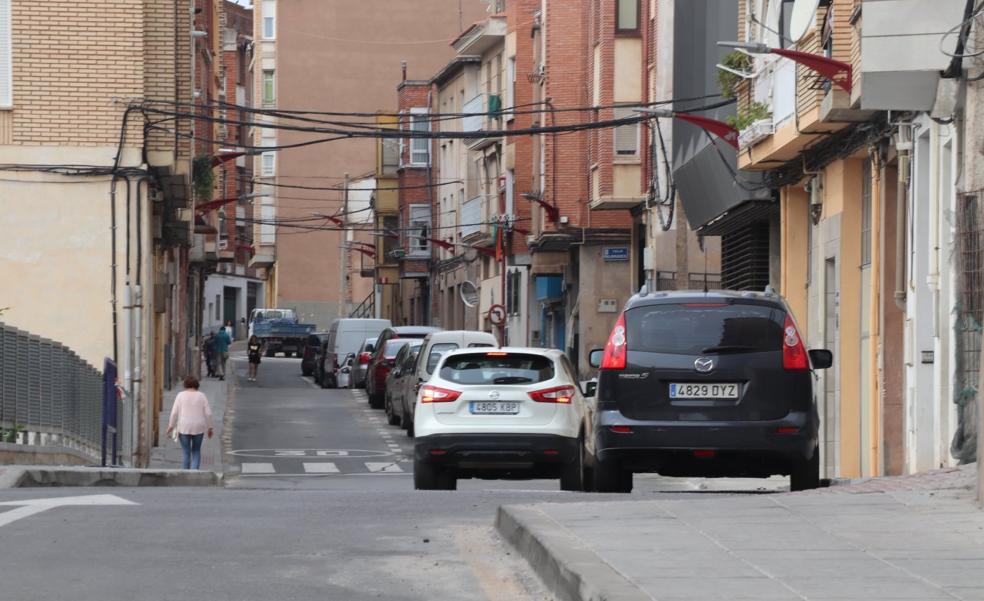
[526,234,536,246]
[218,239,229,250]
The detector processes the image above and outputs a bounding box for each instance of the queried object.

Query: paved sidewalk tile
[517,466,984,600]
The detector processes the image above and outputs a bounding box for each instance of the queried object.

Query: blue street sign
[602,247,629,261]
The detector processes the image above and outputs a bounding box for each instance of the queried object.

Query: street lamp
[635,107,739,150]
[717,40,852,93]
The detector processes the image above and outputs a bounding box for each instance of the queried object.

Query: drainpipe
[927,123,941,337]
[894,123,913,311]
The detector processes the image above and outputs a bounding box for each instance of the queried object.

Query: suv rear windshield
[440,353,555,385]
[625,303,784,355]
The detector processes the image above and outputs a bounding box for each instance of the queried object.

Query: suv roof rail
[764,285,777,296]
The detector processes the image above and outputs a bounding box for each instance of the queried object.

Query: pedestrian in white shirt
[166,376,214,470]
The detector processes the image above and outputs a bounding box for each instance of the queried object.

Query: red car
[365,326,440,409]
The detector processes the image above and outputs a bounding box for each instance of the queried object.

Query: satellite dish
[460,281,479,308]
[788,0,821,43]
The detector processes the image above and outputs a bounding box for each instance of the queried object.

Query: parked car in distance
[336,353,355,389]
[366,326,441,407]
[366,337,425,409]
[586,289,832,494]
[412,347,590,491]
[301,332,329,377]
[350,336,379,389]
[321,318,392,389]
[384,341,424,427]
[400,330,499,436]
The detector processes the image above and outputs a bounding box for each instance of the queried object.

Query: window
[613,106,640,157]
[506,57,516,117]
[408,204,431,257]
[426,343,459,373]
[506,270,522,314]
[261,152,275,176]
[262,0,275,39]
[262,70,275,104]
[616,0,639,33]
[218,210,228,249]
[259,199,276,245]
[381,138,400,175]
[0,0,9,107]
[409,110,430,165]
[440,353,555,385]
[625,303,784,355]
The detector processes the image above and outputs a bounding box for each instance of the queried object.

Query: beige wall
[272,0,485,325]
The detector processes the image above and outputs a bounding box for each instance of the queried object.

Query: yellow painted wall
[613,164,642,198]
[826,158,865,477]
[780,186,810,334]
[614,38,642,103]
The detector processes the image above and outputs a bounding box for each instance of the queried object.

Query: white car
[412,347,590,491]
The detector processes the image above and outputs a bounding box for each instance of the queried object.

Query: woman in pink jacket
[166,376,214,470]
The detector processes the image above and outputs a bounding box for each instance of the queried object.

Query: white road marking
[300,376,321,390]
[240,462,276,474]
[365,462,403,473]
[302,462,340,473]
[0,494,138,529]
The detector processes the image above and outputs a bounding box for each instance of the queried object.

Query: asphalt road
[0,354,788,601]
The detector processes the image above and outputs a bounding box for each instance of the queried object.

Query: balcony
[452,15,506,56]
[461,195,494,244]
[860,0,965,111]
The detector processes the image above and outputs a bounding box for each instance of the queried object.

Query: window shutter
[613,107,638,157]
[0,0,11,107]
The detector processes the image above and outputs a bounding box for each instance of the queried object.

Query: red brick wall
[506,0,540,254]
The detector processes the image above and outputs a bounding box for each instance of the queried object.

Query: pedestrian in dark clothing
[247,335,262,382]
[204,332,216,377]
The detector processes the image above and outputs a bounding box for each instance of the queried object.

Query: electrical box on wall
[598,298,618,313]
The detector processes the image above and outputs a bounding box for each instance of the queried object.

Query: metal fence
[953,192,983,463]
[0,322,132,463]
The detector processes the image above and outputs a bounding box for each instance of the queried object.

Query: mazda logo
[488,390,500,400]
[694,357,715,373]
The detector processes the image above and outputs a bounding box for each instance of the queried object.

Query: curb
[495,504,650,601]
[0,466,221,488]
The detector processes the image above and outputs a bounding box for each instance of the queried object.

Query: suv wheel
[414,458,456,490]
[593,456,632,493]
[790,446,820,491]
[560,436,585,492]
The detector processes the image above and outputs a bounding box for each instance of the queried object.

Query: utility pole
[343,173,351,316]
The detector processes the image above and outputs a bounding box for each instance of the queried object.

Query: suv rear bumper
[593,410,817,472]
[415,433,578,477]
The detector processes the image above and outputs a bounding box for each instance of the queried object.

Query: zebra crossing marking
[365,462,403,473]
[241,462,275,474]
[302,462,340,473]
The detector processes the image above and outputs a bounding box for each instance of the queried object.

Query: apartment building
[730,0,974,479]
[198,0,265,339]
[0,0,196,466]
[251,0,485,328]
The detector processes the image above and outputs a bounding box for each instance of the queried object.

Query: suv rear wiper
[493,376,533,384]
[700,345,759,354]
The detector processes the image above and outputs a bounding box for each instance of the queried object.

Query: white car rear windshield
[439,353,555,385]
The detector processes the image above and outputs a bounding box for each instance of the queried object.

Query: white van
[323,318,392,388]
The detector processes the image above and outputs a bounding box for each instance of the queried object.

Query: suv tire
[560,436,585,491]
[414,458,455,490]
[593,456,632,493]
[790,445,820,491]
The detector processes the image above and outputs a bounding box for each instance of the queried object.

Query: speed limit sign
[487,304,506,326]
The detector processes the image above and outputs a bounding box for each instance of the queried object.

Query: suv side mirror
[809,349,833,370]
[588,349,604,369]
[582,381,597,397]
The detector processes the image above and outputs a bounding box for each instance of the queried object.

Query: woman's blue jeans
[178,433,204,470]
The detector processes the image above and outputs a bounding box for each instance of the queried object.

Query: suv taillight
[420,385,461,403]
[528,385,575,404]
[782,314,809,371]
[601,314,627,370]
[359,352,371,365]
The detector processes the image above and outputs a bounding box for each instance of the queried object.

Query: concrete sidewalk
[498,465,984,601]
[149,353,239,473]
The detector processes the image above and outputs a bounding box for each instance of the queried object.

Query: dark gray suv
[587,290,832,493]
